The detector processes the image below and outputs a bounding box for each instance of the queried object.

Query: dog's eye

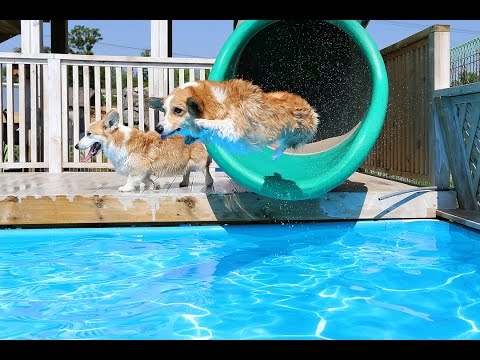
[173,107,183,115]
[87,131,92,136]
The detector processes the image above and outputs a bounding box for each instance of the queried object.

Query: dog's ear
[145,97,165,112]
[104,109,120,130]
[186,97,203,118]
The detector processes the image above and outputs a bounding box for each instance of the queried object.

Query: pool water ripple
[0,219,479,339]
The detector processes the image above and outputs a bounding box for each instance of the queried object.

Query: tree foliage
[13,46,51,53]
[452,70,480,86]
[12,25,100,55]
[68,25,103,55]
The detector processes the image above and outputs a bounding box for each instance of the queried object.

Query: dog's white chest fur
[103,144,130,174]
[101,127,131,175]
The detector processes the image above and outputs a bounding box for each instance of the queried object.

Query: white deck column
[429,27,451,189]
[150,20,171,125]
[150,20,170,98]
[21,20,43,53]
[151,20,169,58]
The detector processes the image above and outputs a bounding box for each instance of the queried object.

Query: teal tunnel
[207,20,388,201]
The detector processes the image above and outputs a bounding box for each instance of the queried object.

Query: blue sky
[0,20,479,57]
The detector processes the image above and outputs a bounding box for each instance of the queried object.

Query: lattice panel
[455,99,480,208]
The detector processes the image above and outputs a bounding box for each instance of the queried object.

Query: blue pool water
[0,219,479,340]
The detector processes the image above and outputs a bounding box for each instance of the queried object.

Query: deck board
[436,209,480,231]
[0,170,458,226]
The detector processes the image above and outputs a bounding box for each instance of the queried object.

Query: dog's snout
[74,144,79,150]
[155,124,164,134]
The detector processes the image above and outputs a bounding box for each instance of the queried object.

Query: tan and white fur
[75,109,213,192]
[146,79,319,159]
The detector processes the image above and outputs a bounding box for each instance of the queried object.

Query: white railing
[0,53,214,172]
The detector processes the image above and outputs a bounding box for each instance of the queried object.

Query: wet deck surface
[436,209,480,231]
[0,170,431,197]
[0,170,458,226]
[0,170,240,197]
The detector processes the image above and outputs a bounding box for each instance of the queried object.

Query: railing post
[47,57,62,173]
[428,26,451,189]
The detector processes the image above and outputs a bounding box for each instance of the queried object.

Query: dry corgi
[75,109,213,192]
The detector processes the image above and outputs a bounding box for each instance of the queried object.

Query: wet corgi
[146,79,319,159]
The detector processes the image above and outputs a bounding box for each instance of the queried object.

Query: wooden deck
[0,169,458,227]
[436,209,480,231]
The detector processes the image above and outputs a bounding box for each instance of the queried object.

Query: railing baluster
[83,65,90,135]
[179,68,185,87]
[105,66,112,111]
[30,63,38,164]
[6,64,14,163]
[126,67,134,127]
[72,65,80,163]
[18,64,26,164]
[168,68,175,92]
[94,66,101,122]
[115,66,123,124]
[61,63,68,165]
[137,66,145,132]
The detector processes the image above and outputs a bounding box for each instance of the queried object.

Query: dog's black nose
[155,124,164,134]
[74,144,79,150]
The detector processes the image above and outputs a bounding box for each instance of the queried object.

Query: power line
[97,41,146,51]
[96,41,212,58]
[44,34,212,58]
[374,20,480,35]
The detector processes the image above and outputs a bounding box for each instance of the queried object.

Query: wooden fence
[361,25,451,188]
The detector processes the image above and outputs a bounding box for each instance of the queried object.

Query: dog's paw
[118,185,135,192]
[271,149,285,160]
[146,184,157,191]
[183,135,199,145]
[194,118,209,129]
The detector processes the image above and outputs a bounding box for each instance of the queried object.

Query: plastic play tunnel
[207,20,388,200]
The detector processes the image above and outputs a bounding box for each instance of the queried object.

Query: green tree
[68,25,103,55]
[13,46,51,53]
[460,71,480,85]
[65,26,103,92]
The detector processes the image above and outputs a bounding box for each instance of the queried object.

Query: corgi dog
[74,109,213,192]
[146,79,319,159]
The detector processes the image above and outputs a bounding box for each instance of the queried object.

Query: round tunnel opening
[207,20,388,200]
[234,20,373,154]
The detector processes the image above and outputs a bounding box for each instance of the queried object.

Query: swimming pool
[1,219,479,340]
